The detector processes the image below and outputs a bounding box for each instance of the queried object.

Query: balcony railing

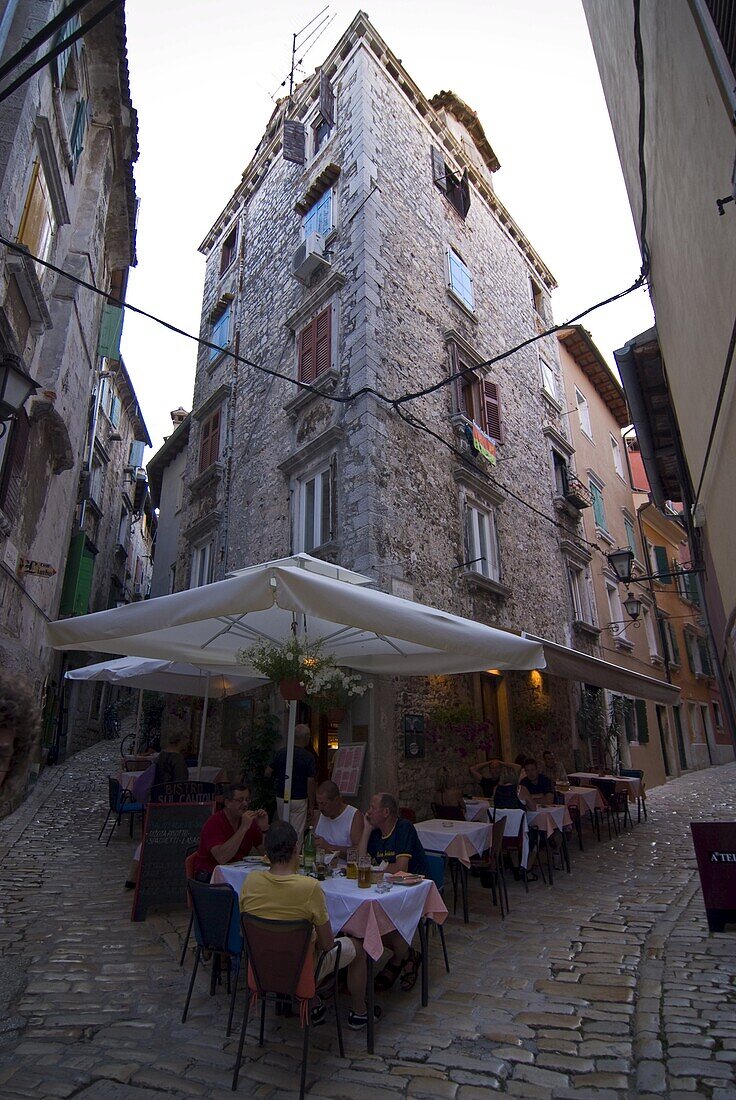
[564,474,593,510]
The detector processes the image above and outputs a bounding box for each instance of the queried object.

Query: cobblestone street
[0,742,735,1100]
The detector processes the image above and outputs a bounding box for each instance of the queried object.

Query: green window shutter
[625,519,637,557]
[634,699,649,743]
[685,572,700,605]
[98,304,124,360]
[698,638,713,676]
[590,482,606,530]
[654,545,671,582]
[58,531,95,616]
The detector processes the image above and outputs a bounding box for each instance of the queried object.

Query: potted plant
[237,637,331,701]
[308,666,367,722]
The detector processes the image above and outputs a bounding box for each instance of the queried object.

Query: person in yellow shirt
[240,820,380,1030]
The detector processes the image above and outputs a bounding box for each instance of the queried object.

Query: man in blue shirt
[265,723,316,845]
[358,791,428,991]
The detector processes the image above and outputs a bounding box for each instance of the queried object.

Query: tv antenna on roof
[271,6,335,103]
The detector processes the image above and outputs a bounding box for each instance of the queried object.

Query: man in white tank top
[314,780,362,858]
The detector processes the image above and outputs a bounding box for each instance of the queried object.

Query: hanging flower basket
[279,680,306,701]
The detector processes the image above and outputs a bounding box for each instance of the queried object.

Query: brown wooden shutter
[298,317,316,383]
[0,409,30,522]
[283,118,306,164]
[448,343,463,414]
[314,306,332,379]
[431,146,447,192]
[199,408,221,472]
[319,70,335,126]
[459,168,471,217]
[483,381,503,442]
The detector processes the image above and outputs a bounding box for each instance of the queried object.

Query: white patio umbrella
[49,554,545,820]
[64,657,266,771]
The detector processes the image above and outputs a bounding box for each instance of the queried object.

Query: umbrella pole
[282,700,297,824]
[132,689,144,754]
[196,675,210,779]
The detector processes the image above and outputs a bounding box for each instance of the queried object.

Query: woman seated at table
[492,763,529,810]
[468,757,502,799]
[153,731,189,786]
[519,758,554,808]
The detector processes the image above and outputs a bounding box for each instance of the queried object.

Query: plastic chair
[619,768,647,821]
[182,880,243,1036]
[98,777,144,846]
[430,803,464,821]
[424,853,451,971]
[232,915,343,1098]
[179,846,202,966]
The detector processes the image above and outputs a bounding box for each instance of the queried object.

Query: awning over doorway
[522,634,680,705]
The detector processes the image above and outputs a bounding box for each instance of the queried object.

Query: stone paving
[0,741,735,1100]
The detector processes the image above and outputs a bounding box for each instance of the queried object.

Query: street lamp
[622,592,643,621]
[607,547,635,584]
[0,354,38,436]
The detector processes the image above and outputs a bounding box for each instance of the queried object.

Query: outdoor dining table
[526,806,572,881]
[415,818,493,923]
[463,798,492,822]
[558,785,606,847]
[212,862,446,1054]
[116,765,225,791]
[568,772,643,802]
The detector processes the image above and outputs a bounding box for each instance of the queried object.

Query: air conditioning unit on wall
[291,232,329,283]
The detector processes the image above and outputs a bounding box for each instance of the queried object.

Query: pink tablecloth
[568,773,643,803]
[415,819,492,867]
[562,786,605,815]
[526,806,572,837]
[116,765,225,791]
[213,864,446,961]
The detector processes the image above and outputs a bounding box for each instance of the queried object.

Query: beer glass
[358,856,372,889]
[346,848,358,880]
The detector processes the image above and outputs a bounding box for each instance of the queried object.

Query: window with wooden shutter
[318,70,335,126]
[199,408,222,473]
[482,381,502,442]
[58,529,96,616]
[634,699,650,743]
[653,544,671,582]
[283,118,306,164]
[298,306,331,384]
[0,410,30,523]
[431,147,471,218]
[219,226,237,276]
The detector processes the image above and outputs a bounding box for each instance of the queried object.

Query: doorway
[672,705,688,770]
[655,705,672,776]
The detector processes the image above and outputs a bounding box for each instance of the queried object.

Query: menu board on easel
[331,744,367,797]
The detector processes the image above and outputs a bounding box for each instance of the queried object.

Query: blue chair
[424,853,450,972]
[182,880,243,1036]
[98,777,144,846]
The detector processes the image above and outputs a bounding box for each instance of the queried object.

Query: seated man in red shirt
[193,782,269,879]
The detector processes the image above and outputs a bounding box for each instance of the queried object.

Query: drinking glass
[358,856,372,889]
[346,848,358,880]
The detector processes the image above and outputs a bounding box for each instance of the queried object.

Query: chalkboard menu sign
[691,822,736,932]
[131,802,213,922]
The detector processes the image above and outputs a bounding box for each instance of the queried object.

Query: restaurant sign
[19,558,56,577]
[464,422,497,466]
[690,822,736,932]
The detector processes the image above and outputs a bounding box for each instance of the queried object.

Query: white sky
[121,0,654,454]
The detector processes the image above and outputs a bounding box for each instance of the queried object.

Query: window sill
[595,527,615,546]
[649,654,664,667]
[300,541,339,562]
[284,367,340,420]
[614,637,634,652]
[7,247,53,334]
[446,287,478,323]
[540,388,562,413]
[573,619,601,638]
[462,571,510,598]
[189,462,223,496]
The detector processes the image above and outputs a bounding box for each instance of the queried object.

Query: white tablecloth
[212,863,445,960]
[415,819,492,865]
[526,805,572,836]
[492,809,530,869]
[561,786,605,815]
[463,799,491,822]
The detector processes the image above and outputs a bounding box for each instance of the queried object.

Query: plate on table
[387,872,425,886]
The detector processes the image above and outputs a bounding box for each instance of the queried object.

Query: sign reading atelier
[690,822,736,932]
[283,118,306,165]
[131,801,213,922]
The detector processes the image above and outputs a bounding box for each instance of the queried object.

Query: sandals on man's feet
[374,958,404,992]
[399,948,422,992]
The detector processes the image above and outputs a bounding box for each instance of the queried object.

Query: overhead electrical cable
[0,0,123,105]
[0,0,99,85]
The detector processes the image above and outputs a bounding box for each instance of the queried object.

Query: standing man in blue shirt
[265,723,316,847]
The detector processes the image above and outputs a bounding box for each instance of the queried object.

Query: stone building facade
[172,12,597,810]
[0,1,139,793]
[176,13,678,809]
[147,407,189,599]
